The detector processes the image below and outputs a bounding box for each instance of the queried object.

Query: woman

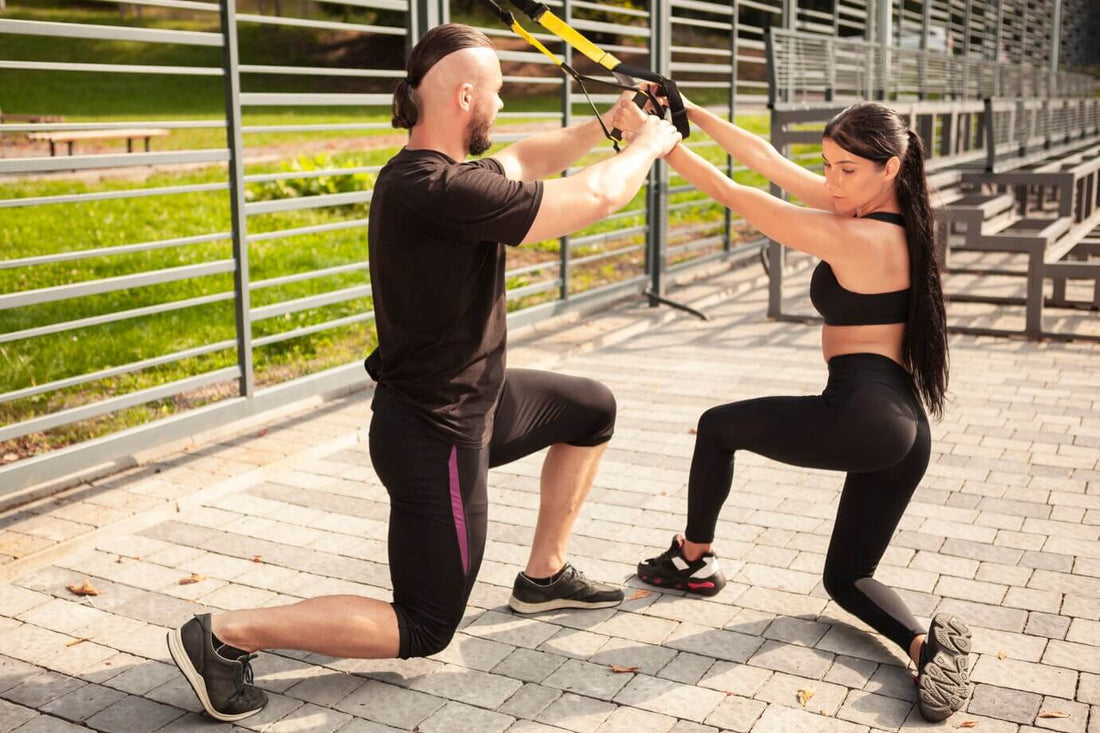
[615,96,973,722]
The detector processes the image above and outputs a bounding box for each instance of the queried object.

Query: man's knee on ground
[398,610,459,659]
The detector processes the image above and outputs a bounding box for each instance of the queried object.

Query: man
[168,23,681,721]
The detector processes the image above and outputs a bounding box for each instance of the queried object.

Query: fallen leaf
[796,688,815,707]
[996,650,1007,660]
[66,638,91,647]
[819,710,827,715]
[610,665,639,674]
[250,556,262,563]
[955,722,979,729]
[256,429,269,438]
[689,427,698,434]
[66,580,101,597]
[1038,712,1070,719]
[104,662,112,666]
[178,573,206,585]
[628,589,651,601]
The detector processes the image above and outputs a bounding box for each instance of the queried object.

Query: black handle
[610,90,656,142]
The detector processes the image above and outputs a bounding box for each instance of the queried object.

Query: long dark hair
[391,24,494,130]
[823,102,949,418]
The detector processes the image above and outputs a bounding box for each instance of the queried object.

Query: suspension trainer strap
[482,0,690,143]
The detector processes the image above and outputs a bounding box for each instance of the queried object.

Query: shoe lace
[233,653,257,695]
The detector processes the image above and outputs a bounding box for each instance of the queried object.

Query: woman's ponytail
[895,128,949,418]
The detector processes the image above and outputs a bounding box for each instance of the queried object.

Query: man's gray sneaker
[509,564,623,613]
[167,613,267,722]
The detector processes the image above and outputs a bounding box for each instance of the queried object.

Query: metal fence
[0,0,764,494]
[768,28,1100,107]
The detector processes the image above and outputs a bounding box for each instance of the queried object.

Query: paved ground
[1,262,1099,733]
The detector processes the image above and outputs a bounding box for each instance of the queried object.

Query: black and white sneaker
[916,613,973,722]
[637,534,726,596]
[509,564,624,614]
[167,613,268,722]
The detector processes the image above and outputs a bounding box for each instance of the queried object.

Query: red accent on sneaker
[688,581,715,589]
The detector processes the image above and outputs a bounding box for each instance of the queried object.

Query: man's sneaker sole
[917,614,973,722]
[637,570,726,597]
[166,628,262,723]
[508,596,622,614]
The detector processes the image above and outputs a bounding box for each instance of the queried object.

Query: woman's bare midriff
[821,323,906,366]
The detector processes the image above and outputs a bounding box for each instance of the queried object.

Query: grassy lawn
[0,1,784,459]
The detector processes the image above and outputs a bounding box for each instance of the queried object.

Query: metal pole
[1050,0,1061,76]
[725,0,737,251]
[559,0,572,302]
[766,111,784,319]
[219,0,254,398]
[646,0,670,301]
[877,0,892,100]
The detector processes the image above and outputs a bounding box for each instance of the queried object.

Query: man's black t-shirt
[366,148,544,447]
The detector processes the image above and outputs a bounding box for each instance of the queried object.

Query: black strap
[862,211,906,227]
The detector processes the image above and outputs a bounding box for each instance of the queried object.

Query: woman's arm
[688,106,836,212]
[663,143,848,263]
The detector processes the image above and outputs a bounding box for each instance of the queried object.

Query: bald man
[167,23,681,721]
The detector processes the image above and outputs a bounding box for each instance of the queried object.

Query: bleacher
[764,29,1100,341]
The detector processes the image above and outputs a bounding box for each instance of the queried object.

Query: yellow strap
[538,12,621,71]
[509,19,564,68]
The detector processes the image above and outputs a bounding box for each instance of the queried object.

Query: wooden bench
[947,99,1100,337]
[27,128,170,156]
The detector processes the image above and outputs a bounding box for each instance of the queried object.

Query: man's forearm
[506,116,609,180]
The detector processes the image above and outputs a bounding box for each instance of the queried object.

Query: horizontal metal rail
[0,182,230,209]
[0,367,241,444]
[234,13,405,36]
[506,279,562,300]
[0,292,236,345]
[244,191,371,216]
[238,64,404,78]
[0,18,222,46]
[0,60,223,76]
[0,120,225,133]
[239,93,393,107]
[250,262,368,291]
[247,219,368,244]
[0,232,230,271]
[253,311,374,348]
[0,260,236,310]
[0,149,230,175]
[251,284,372,321]
[0,339,238,405]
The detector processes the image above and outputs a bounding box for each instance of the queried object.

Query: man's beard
[466,102,493,156]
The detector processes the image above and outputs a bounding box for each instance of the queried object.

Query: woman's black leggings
[369,368,616,659]
[687,353,931,652]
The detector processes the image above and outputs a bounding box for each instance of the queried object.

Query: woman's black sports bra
[810,211,909,326]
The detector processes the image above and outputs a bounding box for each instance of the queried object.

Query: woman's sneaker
[637,535,726,596]
[916,613,973,722]
[166,613,267,722]
[509,564,624,613]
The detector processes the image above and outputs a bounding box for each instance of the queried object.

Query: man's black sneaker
[508,564,624,613]
[916,613,973,722]
[636,534,726,597]
[166,613,268,722]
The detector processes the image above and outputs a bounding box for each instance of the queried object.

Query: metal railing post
[646,0,670,301]
[725,1,737,251]
[559,0,572,302]
[218,0,254,398]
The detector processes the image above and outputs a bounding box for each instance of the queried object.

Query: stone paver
[1,266,1098,733]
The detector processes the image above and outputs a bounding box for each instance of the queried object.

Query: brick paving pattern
[1,264,1098,732]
